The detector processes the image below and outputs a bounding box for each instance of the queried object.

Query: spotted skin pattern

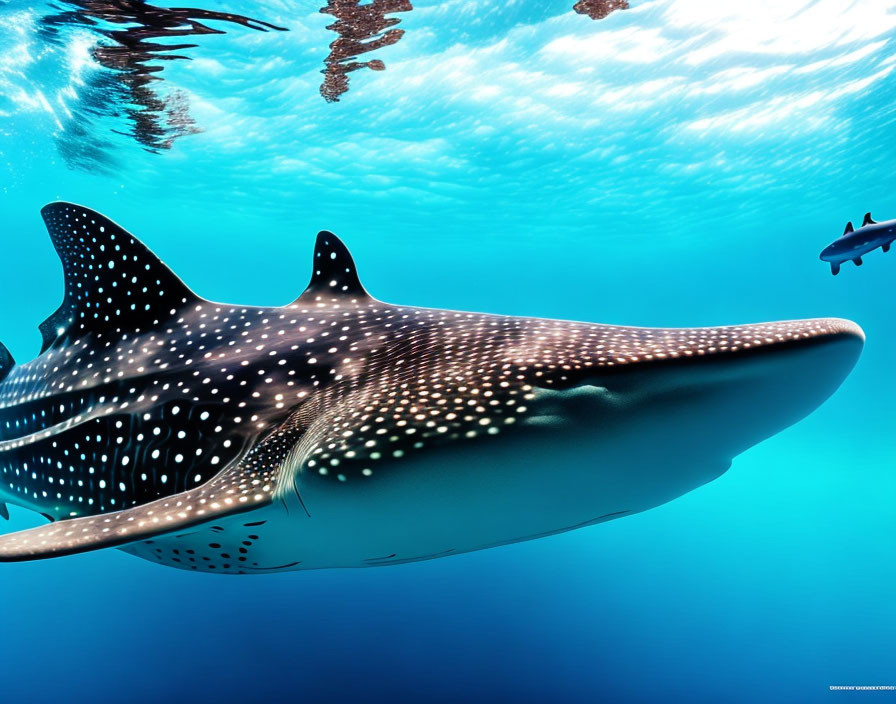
[0,202,863,570]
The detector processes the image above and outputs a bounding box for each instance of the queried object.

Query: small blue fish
[820,212,896,275]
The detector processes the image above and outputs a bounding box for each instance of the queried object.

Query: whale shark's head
[0,203,864,567]
[262,310,862,569]
[492,317,863,457]
[296,312,863,518]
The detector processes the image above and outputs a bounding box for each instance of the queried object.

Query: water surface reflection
[38,1,286,165]
[319,0,413,103]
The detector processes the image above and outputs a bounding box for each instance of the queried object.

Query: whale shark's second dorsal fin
[0,341,13,383]
[39,202,200,352]
[863,212,876,227]
[293,231,372,306]
[843,221,854,236]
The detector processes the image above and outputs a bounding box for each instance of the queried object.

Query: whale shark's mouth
[513,319,863,459]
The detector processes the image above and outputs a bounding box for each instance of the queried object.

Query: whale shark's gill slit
[416,548,457,561]
[292,474,311,518]
[592,510,632,523]
[242,521,267,527]
[364,549,458,566]
[364,553,396,564]
[247,561,301,572]
[555,511,634,535]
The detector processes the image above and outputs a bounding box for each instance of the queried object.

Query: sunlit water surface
[1,1,896,701]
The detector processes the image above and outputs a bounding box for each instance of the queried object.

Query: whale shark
[0,203,863,573]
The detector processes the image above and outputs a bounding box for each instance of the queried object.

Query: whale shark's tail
[0,342,13,383]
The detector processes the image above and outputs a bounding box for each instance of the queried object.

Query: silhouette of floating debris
[38,1,287,160]
[572,0,629,20]
[319,0,413,103]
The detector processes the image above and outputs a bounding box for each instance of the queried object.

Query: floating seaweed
[572,0,629,21]
[319,0,413,103]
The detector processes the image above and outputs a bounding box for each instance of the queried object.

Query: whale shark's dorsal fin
[39,202,200,352]
[843,221,854,236]
[863,212,876,227]
[0,341,13,383]
[293,230,372,305]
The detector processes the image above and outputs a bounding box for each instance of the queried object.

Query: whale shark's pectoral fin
[883,242,891,253]
[831,262,841,275]
[0,420,305,562]
[854,257,863,266]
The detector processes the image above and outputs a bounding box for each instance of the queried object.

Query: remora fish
[820,212,896,275]
[0,203,863,573]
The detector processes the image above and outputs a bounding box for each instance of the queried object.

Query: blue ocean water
[1,1,895,701]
